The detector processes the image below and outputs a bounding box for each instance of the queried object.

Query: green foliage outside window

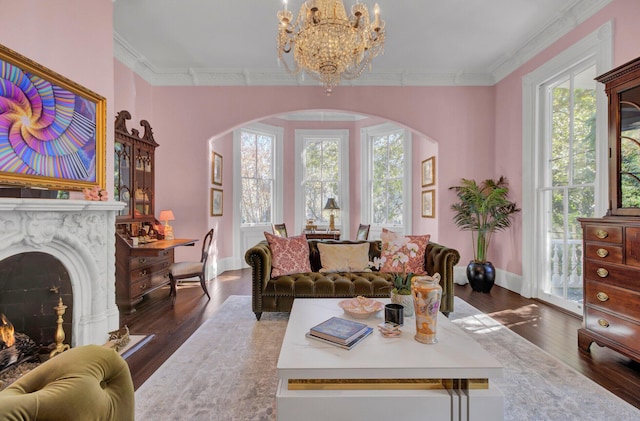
[372,131,404,225]
[241,131,273,224]
[549,79,597,241]
[303,138,339,223]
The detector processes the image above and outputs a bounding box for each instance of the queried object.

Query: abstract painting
[0,44,106,190]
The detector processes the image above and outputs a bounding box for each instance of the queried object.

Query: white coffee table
[276,298,504,421]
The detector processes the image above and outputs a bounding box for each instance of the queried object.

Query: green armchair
[0,345,134,420]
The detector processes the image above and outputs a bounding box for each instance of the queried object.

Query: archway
[205,109,439,273]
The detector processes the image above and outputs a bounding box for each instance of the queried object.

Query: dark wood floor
[122,268,640,409]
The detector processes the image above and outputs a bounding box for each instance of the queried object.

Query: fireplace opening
[0,252,73,353]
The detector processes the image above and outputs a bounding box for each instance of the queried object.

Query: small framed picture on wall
[422,156,435,187]
[422,189,435,218]
[211,188,223,216]
[212,152,223,185]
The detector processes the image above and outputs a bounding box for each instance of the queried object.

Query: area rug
[135,296,639,420]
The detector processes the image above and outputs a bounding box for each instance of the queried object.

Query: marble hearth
[0,198,124,346]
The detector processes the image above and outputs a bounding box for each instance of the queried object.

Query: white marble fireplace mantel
[0,198,125,346]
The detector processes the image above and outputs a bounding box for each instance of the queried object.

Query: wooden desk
[116,236,197,314]
[304,230,341,240]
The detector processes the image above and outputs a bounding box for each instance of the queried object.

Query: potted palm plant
[449,177,520,292]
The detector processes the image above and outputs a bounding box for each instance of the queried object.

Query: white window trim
[232,122,283,264]
[294,129,350,236]
[521,21,612,298]
[360,122,412,235]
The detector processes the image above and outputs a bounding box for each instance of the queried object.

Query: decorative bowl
[338,296,384,319]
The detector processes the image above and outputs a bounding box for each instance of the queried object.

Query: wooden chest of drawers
[578,217,640,362]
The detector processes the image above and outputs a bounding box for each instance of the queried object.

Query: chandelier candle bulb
[374,3,380,26]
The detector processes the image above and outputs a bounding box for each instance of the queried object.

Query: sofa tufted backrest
[307,240,382,272]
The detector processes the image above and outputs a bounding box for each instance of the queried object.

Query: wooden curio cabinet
[114,110,167,314]
[114,110,158,224]
[577,57,640,363]
[596,57,640,216]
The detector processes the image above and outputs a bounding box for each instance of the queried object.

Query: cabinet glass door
[115,141,132,217]
[134,148,153,217]
[617,87,640,210]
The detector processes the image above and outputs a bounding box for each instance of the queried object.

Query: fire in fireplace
[0,313,38,372]
[1,314,14,347]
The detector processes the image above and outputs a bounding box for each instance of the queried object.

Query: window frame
[521,21,611,301]
[361,122,412,236]
[294,129,350,235]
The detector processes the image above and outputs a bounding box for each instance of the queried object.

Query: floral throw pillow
[378,228,430,275]
[264,232,311,277]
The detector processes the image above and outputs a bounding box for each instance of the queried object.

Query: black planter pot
[466,261,495,293]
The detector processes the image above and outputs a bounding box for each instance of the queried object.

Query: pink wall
[140,0,640,269]
[132,85,496,261]
[10,0,634,275]
[492,0,640,275]
[0,0,115,194]
[113,60,155,129]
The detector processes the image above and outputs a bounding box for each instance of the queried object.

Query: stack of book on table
[306,316,373,350]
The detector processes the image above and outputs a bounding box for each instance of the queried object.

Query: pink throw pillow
[379,229,430,275]
[264,232,311,277]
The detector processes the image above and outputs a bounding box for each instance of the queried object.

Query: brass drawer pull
[597,319,610,328]
[138,258,147,264]
[140,269,148,276]
[596,248,609,258]
[596,268,609,278]
[596,292,609,302]
[595,229,608,239]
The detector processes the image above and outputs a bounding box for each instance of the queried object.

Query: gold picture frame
[0,44,106,191]
[211,188,223,216]
[422,189,435,218]
[212,152,223,185]
[422,156,435,187]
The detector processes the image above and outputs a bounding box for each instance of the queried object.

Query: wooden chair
[356,224,370,240]
[272,223,288,237]
[168,228,213,305]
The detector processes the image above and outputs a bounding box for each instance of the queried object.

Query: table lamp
[323,198,340,231]
[159,209,175,240]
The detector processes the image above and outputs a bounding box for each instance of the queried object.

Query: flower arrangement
[83,186,109,201]
[370,230,419,295]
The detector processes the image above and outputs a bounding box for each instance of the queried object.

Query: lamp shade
[324,198,340,211]
[158,210,175,222]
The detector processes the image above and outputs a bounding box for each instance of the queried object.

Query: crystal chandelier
[277,0,385,95]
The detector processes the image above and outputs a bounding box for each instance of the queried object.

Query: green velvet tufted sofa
[245,239,460,320]
[0,345,134,420]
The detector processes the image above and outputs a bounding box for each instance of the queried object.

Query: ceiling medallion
[277,0,385,95]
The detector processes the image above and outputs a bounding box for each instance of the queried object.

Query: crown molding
[113,0,611,87]
[491,0,611,82]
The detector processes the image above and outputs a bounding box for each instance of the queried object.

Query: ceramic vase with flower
[370,230,420,317]
[389,274,414,317]
[411,273,442,344]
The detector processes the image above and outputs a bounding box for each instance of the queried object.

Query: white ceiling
[113,0,611,87]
